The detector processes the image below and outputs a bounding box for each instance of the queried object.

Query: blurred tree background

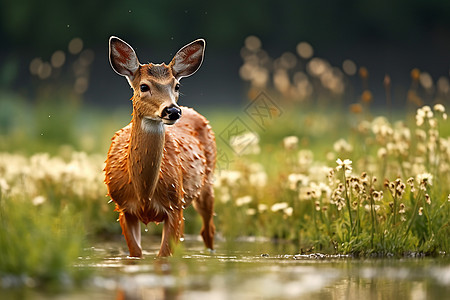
[0,0,449,107]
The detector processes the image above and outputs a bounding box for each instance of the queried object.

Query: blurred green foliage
[0,193,88,287]
[1,0,450,55]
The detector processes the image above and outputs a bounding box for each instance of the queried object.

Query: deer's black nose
[161,105,182,120]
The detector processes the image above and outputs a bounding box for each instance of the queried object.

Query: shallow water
[4,236,450,299]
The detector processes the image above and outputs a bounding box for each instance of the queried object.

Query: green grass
[213,103,450,255]
[0,94,449,288]
[0,193,89,288]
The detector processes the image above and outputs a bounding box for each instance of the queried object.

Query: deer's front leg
[158,213,182,257]
[119,212,142,257]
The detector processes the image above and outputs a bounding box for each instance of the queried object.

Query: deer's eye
[140,84,150,92]
[174,83,180,92]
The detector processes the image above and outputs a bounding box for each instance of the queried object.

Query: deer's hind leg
[193,184,215,250]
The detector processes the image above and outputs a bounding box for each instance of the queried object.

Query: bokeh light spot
[51,50,66,68]
[342,59,357,76]
[245,36,261,52]
[296,42,313,59]
[68,38,83,55]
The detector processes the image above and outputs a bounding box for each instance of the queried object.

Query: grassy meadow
[0,37,449,287]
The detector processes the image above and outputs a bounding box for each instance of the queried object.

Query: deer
[104,36,216,257]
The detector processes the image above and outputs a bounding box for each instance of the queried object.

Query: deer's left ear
[170,39,205,80]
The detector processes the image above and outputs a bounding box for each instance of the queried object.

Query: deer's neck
[129,115,165,202]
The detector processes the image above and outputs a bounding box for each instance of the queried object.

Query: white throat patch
[141,117,165,134]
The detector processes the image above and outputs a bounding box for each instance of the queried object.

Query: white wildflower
[315,201,321,211]
[219,187,231,203]
[235,195,252,207]
[417,107,426,118]
[0,178,10,193]
[334,196,346,211]
[416,114,424,126]
[416,173,433,186]
[425,194,431,205]
[283,207,293,217]
[216,170,241,187]
[393,123,411,141]
[336,158,352,175]
[422,105,431,113]
[288,173,309,190]
[377,147,387,159]
[246,208,256,216]
[372,190,383,202]
[333,138,353,153]
[428,118,437,128]
[249,171,268,188]
[309,181,331,199]
[271,202,289,212]
[415,129,427,141]
[298,149,314,166]
[32,195,46,206]
[299,186,313,201]
[371,116,390,135]
[230,132,260,155]
[308,165,332,183]
[358,120,371,134]
[364,204,380,212]
[258,203,268,212]
[283,136,299,150]
[380,125,394,137]
[433,103,445,113]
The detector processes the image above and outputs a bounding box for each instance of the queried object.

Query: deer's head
[109,37,205,125]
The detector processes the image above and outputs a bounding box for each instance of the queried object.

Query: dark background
[1,0,449,108]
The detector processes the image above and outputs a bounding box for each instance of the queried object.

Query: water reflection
[3,237,445,299]
[75,236,450,300]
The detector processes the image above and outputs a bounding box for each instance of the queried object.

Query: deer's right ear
[109,36,140,82]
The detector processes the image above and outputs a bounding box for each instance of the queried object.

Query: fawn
[105,36,216,257]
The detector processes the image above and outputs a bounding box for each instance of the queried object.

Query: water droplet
[128,10,132,13]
